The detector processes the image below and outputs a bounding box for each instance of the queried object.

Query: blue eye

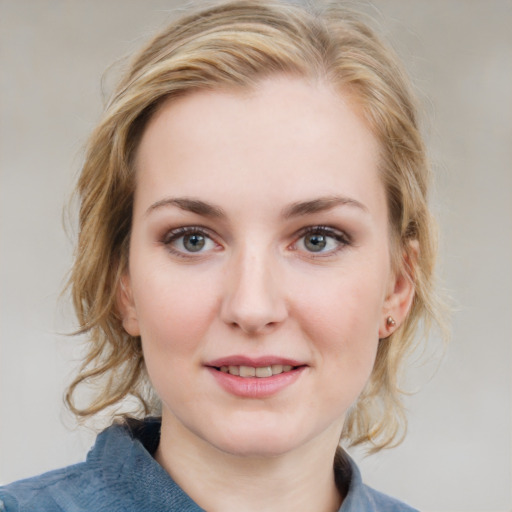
[182,233,206,252]
[297,227,350,254]
[303,233,328,252]
[163,227,217,255]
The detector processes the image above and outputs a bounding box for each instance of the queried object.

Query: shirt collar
[88,417,379,512]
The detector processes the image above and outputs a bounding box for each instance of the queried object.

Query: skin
[119,76,415,512]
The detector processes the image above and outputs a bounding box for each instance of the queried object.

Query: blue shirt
[0,418,418,511]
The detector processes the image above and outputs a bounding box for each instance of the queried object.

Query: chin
[204,421,317,459]
[217,437,299,458]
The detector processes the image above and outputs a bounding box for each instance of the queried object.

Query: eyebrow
[145,195,368,219]
[145,197,226,218]
[282,196,368,218]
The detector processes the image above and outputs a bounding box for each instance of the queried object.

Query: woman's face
[121,76,410,457]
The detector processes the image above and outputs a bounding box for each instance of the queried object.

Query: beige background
[1,1,511,510]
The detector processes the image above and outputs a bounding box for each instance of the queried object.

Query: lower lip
[207,366,306,398]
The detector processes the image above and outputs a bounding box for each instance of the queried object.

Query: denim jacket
[0,418,418,512]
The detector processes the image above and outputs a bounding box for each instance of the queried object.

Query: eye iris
[183,233,205,252]
[305,233,326,252]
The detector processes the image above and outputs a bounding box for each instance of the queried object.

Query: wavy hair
[66,0,447,451]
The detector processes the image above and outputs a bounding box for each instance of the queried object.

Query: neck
[155,413,343,512]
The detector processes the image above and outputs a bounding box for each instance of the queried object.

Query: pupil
[184,233,205,252]
[305,234,326,252]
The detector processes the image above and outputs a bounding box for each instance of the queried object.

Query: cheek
[132,265,221,362]
[289,264,385,387]
[294,268,385,340]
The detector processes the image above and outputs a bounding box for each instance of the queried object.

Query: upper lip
[205,355,307,368]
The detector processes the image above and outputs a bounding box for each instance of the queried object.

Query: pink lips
[205,355,307,399]
[207,355,304,368]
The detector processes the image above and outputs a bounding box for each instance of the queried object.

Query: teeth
[218,364,296,378]
[228,365,240,376]
[271,364,283,375]
[239,365,256,377]
[255,366,273,378]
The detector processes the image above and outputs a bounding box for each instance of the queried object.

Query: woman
[0,1,445,511]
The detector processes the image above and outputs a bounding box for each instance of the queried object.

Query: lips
[205,356,307,398]
[219,364,294,378]
[206,356,305,376]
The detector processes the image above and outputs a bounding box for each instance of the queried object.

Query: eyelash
[160,225,351,258]
[161,226,219,258]
[292,225,351,257]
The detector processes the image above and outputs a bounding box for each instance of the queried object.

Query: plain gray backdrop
[1,1,511,511]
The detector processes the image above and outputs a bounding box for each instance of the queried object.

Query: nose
[220,247,288,335]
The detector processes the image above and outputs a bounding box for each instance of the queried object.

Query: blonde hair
[66,0,446,451]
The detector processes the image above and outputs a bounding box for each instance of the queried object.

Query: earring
[386,316,396,327]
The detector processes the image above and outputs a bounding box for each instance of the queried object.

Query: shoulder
[0,418,195,512]
[0,461,103,512]
[356,484,419,512]
[0,420,149,512]
[336,451,419,512]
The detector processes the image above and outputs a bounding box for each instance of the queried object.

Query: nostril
[219,265,288,332]
[228,318,281,335]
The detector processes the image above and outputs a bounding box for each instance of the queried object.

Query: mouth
[214,364,301,378]
[206,359,307,398]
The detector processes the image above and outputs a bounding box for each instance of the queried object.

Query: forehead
[134,76,384,220]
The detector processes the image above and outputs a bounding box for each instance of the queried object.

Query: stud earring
[386,316,396,327]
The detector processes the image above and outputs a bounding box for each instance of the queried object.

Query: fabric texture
[0,418,418,512]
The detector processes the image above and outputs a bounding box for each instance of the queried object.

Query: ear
[379,240,418,338]
[117,273,141,337]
